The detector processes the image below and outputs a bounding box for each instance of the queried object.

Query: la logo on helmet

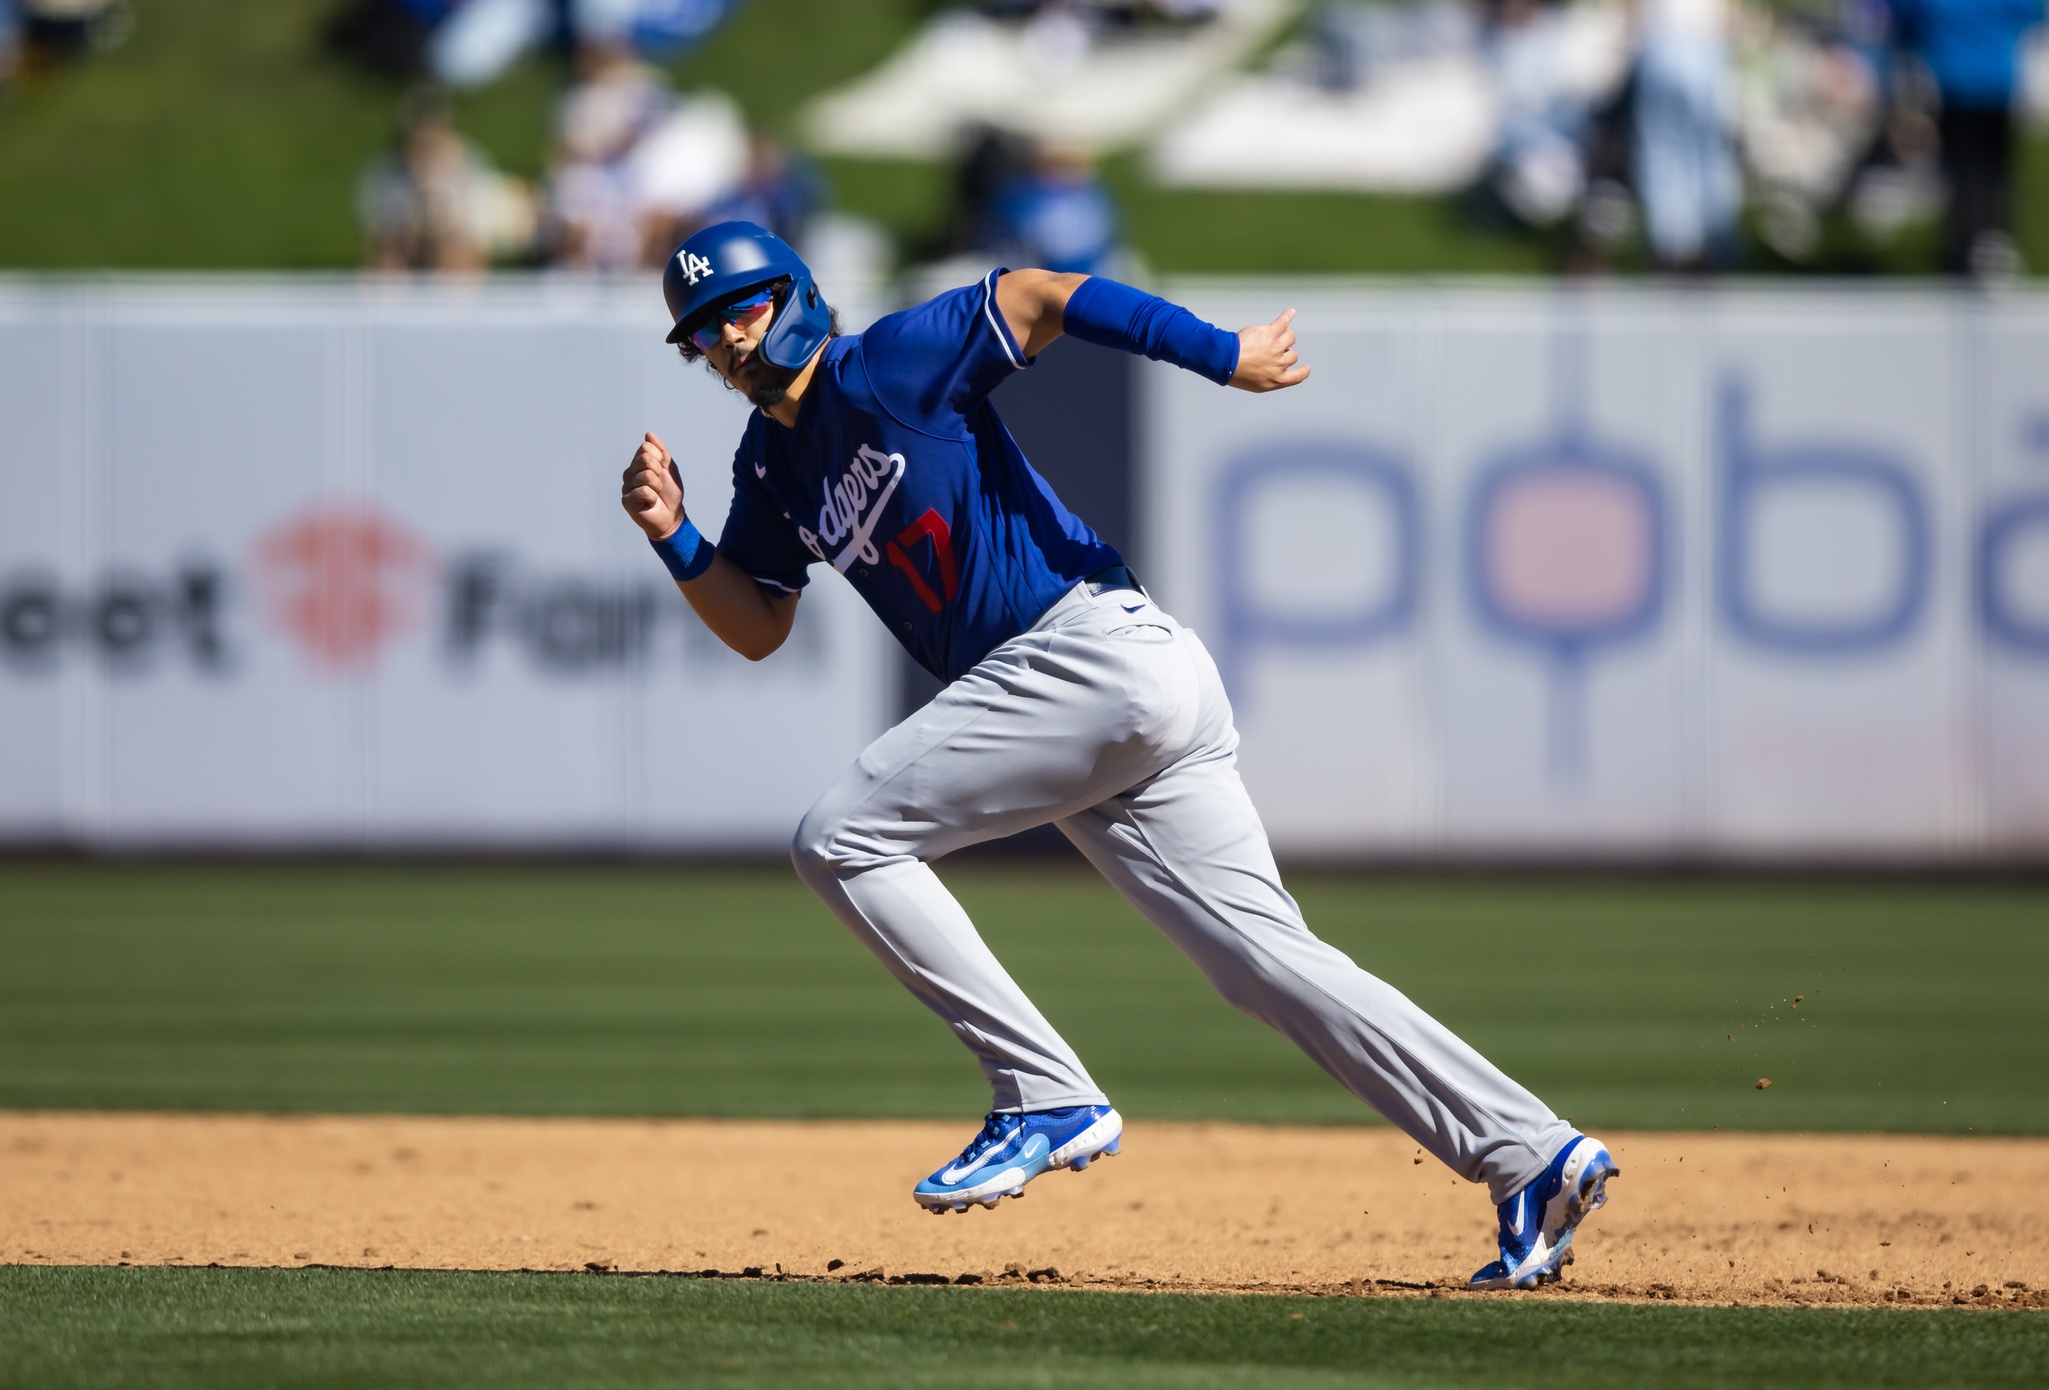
[680,252,715,286]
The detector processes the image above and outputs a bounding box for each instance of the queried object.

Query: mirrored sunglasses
[687,288,776,353]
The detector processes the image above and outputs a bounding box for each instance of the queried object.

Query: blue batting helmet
[661,220,832,370]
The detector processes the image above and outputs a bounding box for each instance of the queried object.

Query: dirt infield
[4,1113,2045,1308]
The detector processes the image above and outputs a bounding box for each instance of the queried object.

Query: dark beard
[738,357,801,410]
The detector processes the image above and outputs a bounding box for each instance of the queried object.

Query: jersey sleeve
[714,438,814,594]
[856,269,1029,434]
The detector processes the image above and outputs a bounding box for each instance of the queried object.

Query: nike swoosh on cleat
[939,1134,1040,1185]
[938,1151,999,1185]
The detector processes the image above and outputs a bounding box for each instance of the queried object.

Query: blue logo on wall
[1465,427,1666,785]
[1213,442,1419,702]
[1206,371,2048,802]
[1716,378,1931,654]
[1977,416,2049,657]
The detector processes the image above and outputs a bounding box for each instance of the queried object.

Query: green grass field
[2,863,2044,1386]
[5,1266,2046,1390]
[0,862,2042,1131]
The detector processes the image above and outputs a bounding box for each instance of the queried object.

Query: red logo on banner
[254,508,433,671]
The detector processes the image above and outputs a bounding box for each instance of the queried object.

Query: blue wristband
[650,517,716,583]
[1061,276,1240,386]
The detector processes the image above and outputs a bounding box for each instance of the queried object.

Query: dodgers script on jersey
[713,270,1121,683]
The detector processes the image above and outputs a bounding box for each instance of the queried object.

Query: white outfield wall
[1145,283,2049,861]
[5,278,2048,859]
[0,277,894,851]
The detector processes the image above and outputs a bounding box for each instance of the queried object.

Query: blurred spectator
[11,0,130,73]
[545,43,746,269]
[928,127,1122,275]
[1888,0,2046,276]
[596,0,749,56]
[1487,0,1612,230]
[699,132,827,244]
[427,0,555,86]
[977,0,1226,78]
[947,125,1032,255]
[1633,0,1741,270]
[329,0,744,88]
[1840,0,1943,254]
[1316,0,1480,91]
[359,86,538,273]
[981,141,1121,273]
[1575,64,1642,262]
[555,39,672,161]
[1735,4,1893,262]
[983,1,1221,20]
[326,0,452,79]
[547,42,672,269]
[433,0,743,89]
[1,1,20,86]
[619,88,750,262]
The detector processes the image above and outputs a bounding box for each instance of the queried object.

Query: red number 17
[886,508,959,614]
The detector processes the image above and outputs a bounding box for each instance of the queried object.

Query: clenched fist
[621,431,685,541]
[1230,308,1311,393]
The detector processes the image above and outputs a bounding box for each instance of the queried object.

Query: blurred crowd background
[0,0,2043,281]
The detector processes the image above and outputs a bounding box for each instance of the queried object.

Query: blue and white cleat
[913,1105,1123,1214]
[1468,1134,1619,1290]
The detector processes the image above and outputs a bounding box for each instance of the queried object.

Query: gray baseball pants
[791,578,1575,1203]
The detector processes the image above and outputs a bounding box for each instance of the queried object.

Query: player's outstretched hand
[1230,308,1311,393]
[622,431,686,541]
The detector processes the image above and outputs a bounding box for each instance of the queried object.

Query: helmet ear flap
[758,271,832,371]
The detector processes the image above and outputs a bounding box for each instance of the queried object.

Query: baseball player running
[621,221,1616,1291]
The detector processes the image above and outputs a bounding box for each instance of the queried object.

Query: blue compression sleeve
[650,517,716,583]
[1060,277,1240,386]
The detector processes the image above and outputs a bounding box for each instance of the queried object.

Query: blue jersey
[714,270,1122,683]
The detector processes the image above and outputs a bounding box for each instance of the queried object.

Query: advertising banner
[1146,284,2049,859]
[0,279,895,851]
